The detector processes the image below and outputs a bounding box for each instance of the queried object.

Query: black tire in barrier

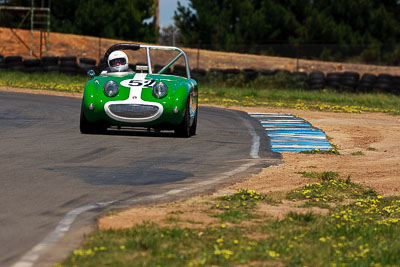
[274,69,291,75]
[5,56,24,71]
[209,68,223,78]
[222,68,240,79]
[374,74,394,93]
[0,61,6,71]
[393,76,400,95]
[309,81,325,90]
[326,72,343,89]
[374,82,392,93]
[339,72,360,92]
[79,57,96,65]
[23,58,43,73]
[357,82,372,93]
[242,68,258,82]
[173,64,186,77]
[357,73,376,93]
[41,56,59,66]
[59,57,78,74]
[60,56,77,63]
[24,58,41,67]
[294,71,308,81]
[258,69,275,76]
[309,71,325,80]
[308,72,325,90]
[191,68,206,80]
[5,56,23,63]
[360,73,377,83]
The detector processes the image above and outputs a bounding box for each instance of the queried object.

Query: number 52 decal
[120,79,156,88]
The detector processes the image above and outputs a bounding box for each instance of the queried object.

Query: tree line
[0,0,158,43]
[1,0,400,65]
[174,0,400,65]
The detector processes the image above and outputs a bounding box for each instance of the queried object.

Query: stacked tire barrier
[308,71,325,90]
[42,56,59,72]
[5,56,24,71]
[0,55,399,95]
[0,54,5,71]
[59,56,78,75]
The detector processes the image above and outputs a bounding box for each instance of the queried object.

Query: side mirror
[87,70,95,78]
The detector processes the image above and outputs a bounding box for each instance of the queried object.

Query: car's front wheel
[174,98,191,138]
[189,107,197,136]
[80,105,106,134]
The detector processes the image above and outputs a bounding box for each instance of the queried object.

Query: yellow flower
[267,250,280,257]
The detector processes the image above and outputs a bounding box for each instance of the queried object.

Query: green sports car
[80,43,198,137]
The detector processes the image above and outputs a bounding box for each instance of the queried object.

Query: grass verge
[1,71,400,114]
[57,174,400,267]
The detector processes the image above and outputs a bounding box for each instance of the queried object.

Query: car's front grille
[109,104,159,118]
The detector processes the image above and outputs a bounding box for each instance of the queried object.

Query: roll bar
[101,43,191,79]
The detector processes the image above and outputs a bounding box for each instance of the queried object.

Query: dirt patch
[2,27,400,75]
[99,105,400,230]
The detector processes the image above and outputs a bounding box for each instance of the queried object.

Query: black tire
[309,82,324,90]
[294,71,308,81]
[79,57,96,65]
[191,68,206,80]
[175,99,191,138]
[222,68,240,79]
[242,68,258,82]
[190,108,198,136]
[60,56,77,63]
[341,78,358,91]
[309,71,325,80]
[24,58,41,67]
[80,105,106,134]
[357,82,372,93]
[343,71,360,81]
[258,69,275,76]
[41,56,59,66]
[209,68,223,77]
[173,64,186,77]
[24,59,43,73]
[5,56,22,63]
[0,61,6,71]
[374,82,392,93]
[44,65,59,72]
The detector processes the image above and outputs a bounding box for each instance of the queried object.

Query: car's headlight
[152,82,168,99]
[103,81,119,97]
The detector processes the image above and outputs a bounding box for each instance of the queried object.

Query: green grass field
[56,175,400,267]
[1,71,399,114]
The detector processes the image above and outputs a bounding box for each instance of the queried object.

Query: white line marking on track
[12,112,262,267]
[239,116,260,159]
[12,201,115,267]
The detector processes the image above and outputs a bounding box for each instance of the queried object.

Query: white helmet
[108,50,129,72]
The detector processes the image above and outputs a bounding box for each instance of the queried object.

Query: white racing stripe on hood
[128,73,147,101]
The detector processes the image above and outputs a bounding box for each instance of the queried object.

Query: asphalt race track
[0,91,280,266]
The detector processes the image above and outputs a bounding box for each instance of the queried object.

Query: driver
[101,50,130,74]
